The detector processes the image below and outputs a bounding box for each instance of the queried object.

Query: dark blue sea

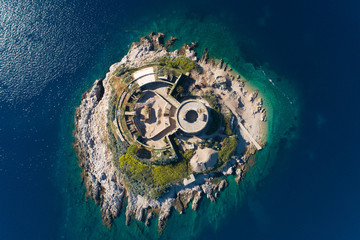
[1,0,360,239]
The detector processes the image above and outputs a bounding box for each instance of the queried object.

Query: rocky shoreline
[73,33,267,232]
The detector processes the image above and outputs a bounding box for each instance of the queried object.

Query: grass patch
[127,144,139,156]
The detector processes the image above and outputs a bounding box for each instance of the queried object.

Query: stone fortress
[117,66,212,164]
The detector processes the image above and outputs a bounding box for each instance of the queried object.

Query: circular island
[74,32,268,233]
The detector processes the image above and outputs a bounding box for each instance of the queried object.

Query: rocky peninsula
[73,32,268,232]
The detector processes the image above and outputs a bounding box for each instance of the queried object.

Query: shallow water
[1,0,359,239]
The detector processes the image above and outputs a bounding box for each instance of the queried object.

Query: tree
[127,144,139,156]
[183,149,195,161]
[176,86,184,96]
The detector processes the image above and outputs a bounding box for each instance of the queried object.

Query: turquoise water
[55,7,300,240]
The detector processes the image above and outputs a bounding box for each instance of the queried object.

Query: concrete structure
[132,67,156,87]
[176,100,209,134]
[183,174,196,186]
[119,68,212,151]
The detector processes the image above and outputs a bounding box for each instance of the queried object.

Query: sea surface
[1,0,360,239]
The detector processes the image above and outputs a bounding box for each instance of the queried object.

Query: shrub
[123,72,133,83]
[176,86,184,95]
[223,113,233,136]
[203,94,221,113]
[137,147,151,159]
[218,135,238,163]
[152,160,189,186]
[107,91,117,122]
[158,56,197,72]
[116,66,128,76]
[118,154,150,182]
[106,122,127,158]
[117,154,189,197]
[174,138,180,146]
[127,144,139,156]
[183,149,195,161]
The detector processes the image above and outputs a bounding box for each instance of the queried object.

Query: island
[74,32,267,232]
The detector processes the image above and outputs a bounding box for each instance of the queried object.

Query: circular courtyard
[176,100,209,134]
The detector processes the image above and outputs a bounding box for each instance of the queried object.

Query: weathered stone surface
[145,211,154,226]
[218,59,224,69]
[74,76,125,227]
[158,199,174,232]
[200,48,209,63]
[218,179,228,191]
[192,191,202,211]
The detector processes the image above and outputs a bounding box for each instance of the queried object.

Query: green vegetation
[115,66,128,77]
[203,94,221,113]
[106,87,127,159]
[122,72,133,83]
[218,135,238,163]
[117,154,190,197]
[158,56,197,73]
[127,144,139,156]
[223,113,233,135]
[176,86,184,95]
[152,161,189,186]
[118,153,149,182]
[157,66,164,76]
[172,137,184,156]
[107,89,117,122]
[156,65,178,79]
[183,149,195,161]
[106,123,127,159]
[172,85,185,99]
[160,150,172,159]
[137,146,152,159]
[106,52,243,198]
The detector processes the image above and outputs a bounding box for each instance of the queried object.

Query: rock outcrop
[74,77,125,226]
